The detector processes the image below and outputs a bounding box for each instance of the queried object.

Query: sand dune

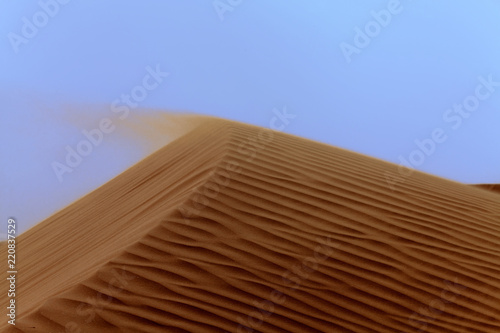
[474,184,500,195]
[2,117,499,333]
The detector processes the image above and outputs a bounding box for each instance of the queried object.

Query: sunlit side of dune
[1,116,499,333]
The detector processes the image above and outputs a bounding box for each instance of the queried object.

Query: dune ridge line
[1,116,499,332]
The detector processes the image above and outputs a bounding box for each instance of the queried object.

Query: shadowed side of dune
[474,184,500,195]
[2,118,500,332]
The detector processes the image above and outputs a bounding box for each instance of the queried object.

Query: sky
[1,0,499,237]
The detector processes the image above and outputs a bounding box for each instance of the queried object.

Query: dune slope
[2,118,500,333]
[474,184,500,195]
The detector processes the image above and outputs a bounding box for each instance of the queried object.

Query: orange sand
[1,117,499,332]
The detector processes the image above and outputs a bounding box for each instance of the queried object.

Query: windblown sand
[1,117,499,332]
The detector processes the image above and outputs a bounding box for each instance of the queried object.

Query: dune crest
[1,117,499,332]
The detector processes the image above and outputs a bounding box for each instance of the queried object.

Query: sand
[475,184,500,195]
[1,117,499,332]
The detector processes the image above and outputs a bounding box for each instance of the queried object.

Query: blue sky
[1,0,499,236]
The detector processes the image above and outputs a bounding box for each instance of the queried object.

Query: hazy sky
[1,0,499,237]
